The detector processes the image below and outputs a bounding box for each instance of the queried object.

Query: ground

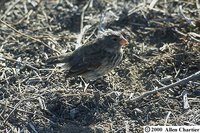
[0,0,200,133]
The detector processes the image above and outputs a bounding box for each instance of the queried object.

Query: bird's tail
[46,55,67,65]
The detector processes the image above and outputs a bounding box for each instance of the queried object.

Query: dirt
[0,0,200,133]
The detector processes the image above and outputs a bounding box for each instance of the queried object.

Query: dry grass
[0,0,200,132]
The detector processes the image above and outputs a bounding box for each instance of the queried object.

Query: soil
[0,0,199,133]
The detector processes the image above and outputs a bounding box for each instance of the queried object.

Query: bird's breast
[81,51,123,81]
[95,52,123,75]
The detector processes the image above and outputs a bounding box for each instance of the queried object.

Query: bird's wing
[68,60,101,76]
[68,45,105,76]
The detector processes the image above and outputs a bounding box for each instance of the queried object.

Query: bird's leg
[83,83,90,92]
[80,77,90,92]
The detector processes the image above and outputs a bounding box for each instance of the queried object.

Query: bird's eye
[112,37,118,41]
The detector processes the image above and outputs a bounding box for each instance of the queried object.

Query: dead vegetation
[0,0,200,133]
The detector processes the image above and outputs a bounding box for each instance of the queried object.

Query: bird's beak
[119,36,129,46]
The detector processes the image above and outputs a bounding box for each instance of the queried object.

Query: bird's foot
[79,77,90,92]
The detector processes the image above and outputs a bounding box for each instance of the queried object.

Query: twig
[83,26,97,44]
[3,99,24,124]
[98,12,106,32]
[196,0,200,9]
[174,28,187,36]
[0,102,56,125]
[15,9,34,25]
[184,121,198,126]
[125,121,129,133]
[76,0,92,48]
[174,28,200,42]
[0,0,21,19]
[128,3,144,16]
[182,90,190,109]
[159,107,180,113]
[164,111,171,126]
[1,55,39,72]
[147,6,166,14]
[76,25,91,48]
[28,122,38,133]
[153,79,166,87]
[188,32,200,42]
[132,54,148,62]
[179,5,195,26]
[147,0,166,14]
[62,93,93,97]
[149,0,159,9]
[0,19,60,54]
[127,71,200,102]
[80,0,91,33]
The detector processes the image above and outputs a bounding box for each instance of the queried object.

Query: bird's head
[100,30,129,52]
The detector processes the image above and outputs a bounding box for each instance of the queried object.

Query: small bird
[46,30,129,81]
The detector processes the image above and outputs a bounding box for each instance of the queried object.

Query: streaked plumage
[46,30,129,80]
